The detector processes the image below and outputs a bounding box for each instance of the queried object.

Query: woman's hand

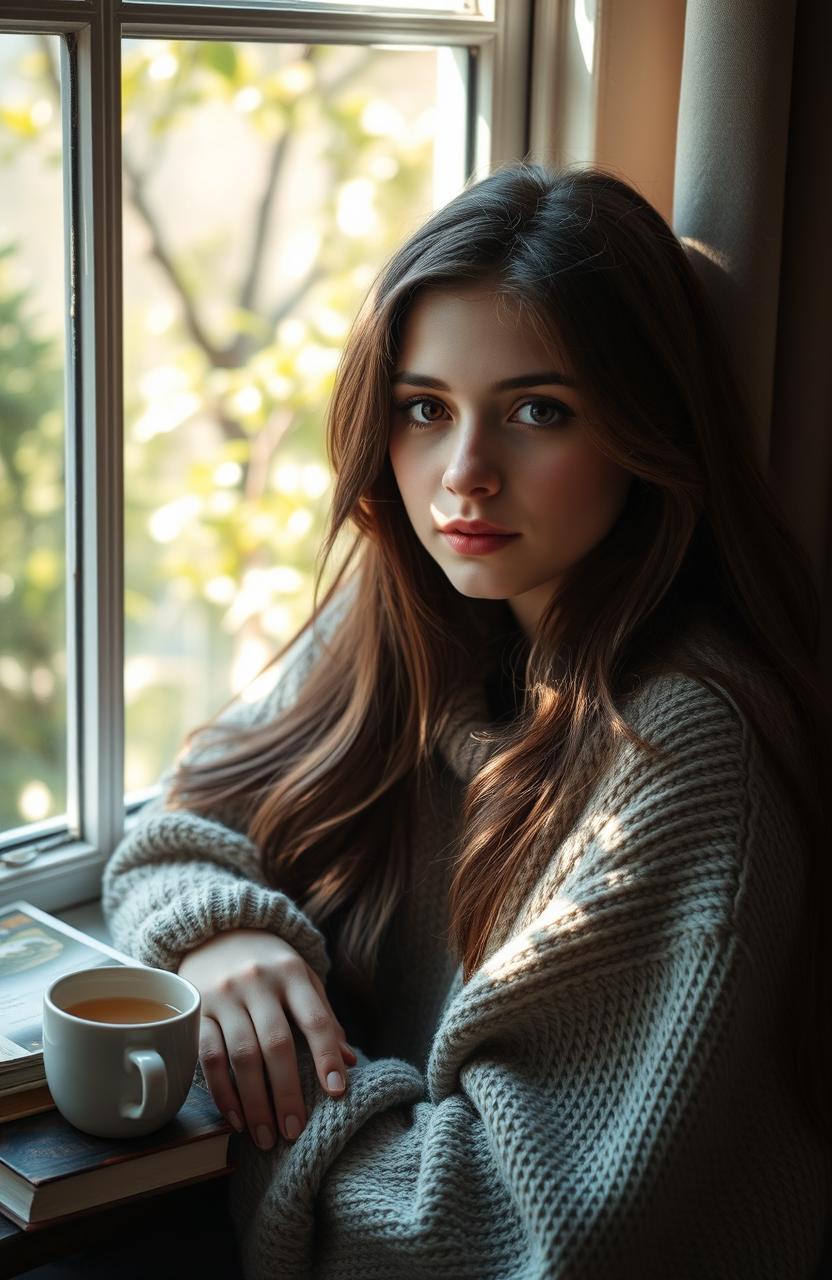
[177,928,358,1149]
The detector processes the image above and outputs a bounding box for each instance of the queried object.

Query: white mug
[43,965,201,1139]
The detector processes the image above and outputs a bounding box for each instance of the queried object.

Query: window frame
[0,0,533,913]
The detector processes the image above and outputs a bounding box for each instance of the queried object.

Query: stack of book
[0,901,233,1232]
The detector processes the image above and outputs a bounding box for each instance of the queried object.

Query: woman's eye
[398,397,447,425]
[513,399,574,427]
[394,395,573,429]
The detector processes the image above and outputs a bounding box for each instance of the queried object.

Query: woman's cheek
[527,451,631,546]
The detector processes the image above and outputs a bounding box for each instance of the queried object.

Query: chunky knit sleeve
[101,586,353,980]
[225,675,827,1280]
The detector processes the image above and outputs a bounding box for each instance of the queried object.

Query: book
[0,1083,53,1125]
[0,900,144,1116]
[0,1072,233,1230]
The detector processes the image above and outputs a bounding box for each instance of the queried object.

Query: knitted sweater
[102,596,831,1279]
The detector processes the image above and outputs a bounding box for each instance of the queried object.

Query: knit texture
[102,599,831,1279]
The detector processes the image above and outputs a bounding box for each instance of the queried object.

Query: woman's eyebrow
[391,370,578,390]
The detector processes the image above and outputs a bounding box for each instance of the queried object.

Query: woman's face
[387,282,633,638]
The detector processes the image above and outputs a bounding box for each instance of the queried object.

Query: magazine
[0,901,144,1097]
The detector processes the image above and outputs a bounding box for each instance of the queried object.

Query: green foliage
[198,42,239,81]
[0,242,66,827]
[1,37,436,825]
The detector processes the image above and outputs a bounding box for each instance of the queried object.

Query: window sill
[57,895,112,946]
[0,800,153,920]
[0,840,107,918]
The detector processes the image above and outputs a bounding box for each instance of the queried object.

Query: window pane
[123,2,490,13]
[0,35,67,833]
[327,0,483,8]
[324,0,487,9]
[122,39,468,796]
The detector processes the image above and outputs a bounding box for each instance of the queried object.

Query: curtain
[672,0,832,687]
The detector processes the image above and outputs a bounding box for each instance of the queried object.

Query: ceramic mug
[43,964,200,1139]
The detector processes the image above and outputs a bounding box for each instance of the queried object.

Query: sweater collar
[435,681,507,784]
[432,615,731,785]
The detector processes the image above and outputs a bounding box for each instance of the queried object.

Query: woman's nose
[441,426,501,498]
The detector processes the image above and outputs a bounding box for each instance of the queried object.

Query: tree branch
[238,129,291,315]
[269,263,328,332]
[39,38,224,367]
[318,46,375,106]
[244,405,293,504]
[215,408,249,446]
[235,44,317,322]
[123,155,227,367]
[228,45,374,364]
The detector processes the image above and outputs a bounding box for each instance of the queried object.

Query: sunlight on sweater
[588,808,625,851]
[485,891,587,982]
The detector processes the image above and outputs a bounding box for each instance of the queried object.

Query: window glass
[287,1,487,9]
[122,38,467,796]
[124,2,490,12]
[0,34,67,833]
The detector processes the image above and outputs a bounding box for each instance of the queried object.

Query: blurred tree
[0,241,65,829]
[0,35,436,825]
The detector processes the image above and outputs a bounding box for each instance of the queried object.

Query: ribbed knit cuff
[104,862,331,982]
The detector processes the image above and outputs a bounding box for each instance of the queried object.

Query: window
[0,0,531,913]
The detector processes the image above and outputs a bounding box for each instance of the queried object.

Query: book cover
[0,1083,53,1125]
[2,1074,226,1182]
[0,901,144,1097]
[0,1074,233,1230]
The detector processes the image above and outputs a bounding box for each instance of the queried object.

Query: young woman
[103,162,832,1278]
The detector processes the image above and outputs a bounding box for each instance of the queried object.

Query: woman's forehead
[396,285,573,377]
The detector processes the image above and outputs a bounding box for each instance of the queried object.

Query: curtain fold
[768,0,832,687]
[671,0,831,685]
[672,0,796,461]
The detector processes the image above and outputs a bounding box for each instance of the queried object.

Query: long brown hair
[169,162,831,1134]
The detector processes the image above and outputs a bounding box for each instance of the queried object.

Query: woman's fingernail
[256,1125,274,1149]
[327,1070,344,1092]
[228,1111,244,1133]
[284,1114,301,1140]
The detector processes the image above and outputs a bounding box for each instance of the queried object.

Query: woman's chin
[443,572,515,602]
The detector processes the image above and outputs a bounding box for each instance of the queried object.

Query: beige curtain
[533,0,831,687]
[672,0,832,688]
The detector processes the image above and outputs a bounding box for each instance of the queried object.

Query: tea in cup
[43,965,200,1139]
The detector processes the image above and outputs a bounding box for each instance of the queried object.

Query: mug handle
[120,1047,168,1120]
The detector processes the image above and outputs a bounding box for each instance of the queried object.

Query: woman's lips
[441,531,521,556]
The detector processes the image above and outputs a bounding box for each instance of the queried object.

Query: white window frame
[0,0,532,913]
